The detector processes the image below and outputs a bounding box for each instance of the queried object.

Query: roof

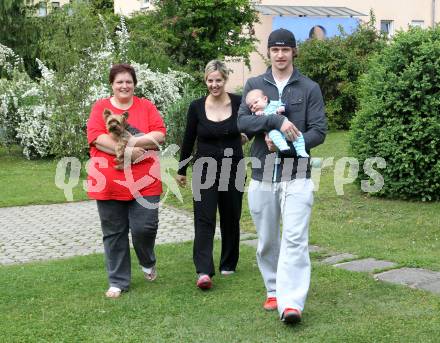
[254,5,367,17]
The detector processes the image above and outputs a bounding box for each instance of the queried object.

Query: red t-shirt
[86,96,166,200]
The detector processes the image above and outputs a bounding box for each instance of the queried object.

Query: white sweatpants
[248,178,314,316]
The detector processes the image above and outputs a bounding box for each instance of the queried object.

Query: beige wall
[225,0,439,91]
[226,14,273,92]
[114,0,154,16]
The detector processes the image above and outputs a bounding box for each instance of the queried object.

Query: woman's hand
[127,132,164,150]
[240,133,249,145]
[264,133,277,152]
[175,174,187,187]
[125,146,147,163]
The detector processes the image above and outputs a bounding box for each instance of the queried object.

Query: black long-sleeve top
[177,93,243,176]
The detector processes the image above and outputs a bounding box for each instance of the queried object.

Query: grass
[309,133,440,271]
[0,146,88,207]
[2,135,440,341]
[3,133,440,271]
[164,132,440,272]
[1,242,440,343]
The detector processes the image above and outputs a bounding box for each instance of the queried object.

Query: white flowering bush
[0,70,40,149]
[16,105,52,158]
[0,16,192,159]
[133,63,190,112]
[0,43,24,78]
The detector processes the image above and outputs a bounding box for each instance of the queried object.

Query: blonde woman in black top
[176,60,247,290]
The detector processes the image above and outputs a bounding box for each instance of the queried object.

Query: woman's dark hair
[109,64,137,86]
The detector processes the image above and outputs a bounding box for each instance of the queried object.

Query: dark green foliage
[164,84,205,148]
[0,2,41,78]
[151,0,259,72]
[350,26,440,201]
[296,17,386,129]
[125,14,175,72]
[36,2,107,75]
[89,0,114,14]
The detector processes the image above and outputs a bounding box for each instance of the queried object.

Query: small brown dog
[103,108,132,170]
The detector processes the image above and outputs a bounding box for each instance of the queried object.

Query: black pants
[96,196,159,290]
[192,159,244,276]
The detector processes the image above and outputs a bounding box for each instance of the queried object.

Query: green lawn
[2,132,440,271]
[0,146,88,207]
[2,134,440,342]
[165,132,440,272]
[1,243,440,343]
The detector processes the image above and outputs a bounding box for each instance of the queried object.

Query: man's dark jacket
[237,67,327,182]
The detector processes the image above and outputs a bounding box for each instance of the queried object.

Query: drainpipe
[433,0,436,27]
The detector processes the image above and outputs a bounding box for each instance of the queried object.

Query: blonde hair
[204,60,229,81]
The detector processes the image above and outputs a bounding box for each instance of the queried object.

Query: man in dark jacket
[237,28,327,324]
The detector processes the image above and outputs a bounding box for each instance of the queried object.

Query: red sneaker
[196,274,212,290]
[263,297,277,311]
[282,308,302,324]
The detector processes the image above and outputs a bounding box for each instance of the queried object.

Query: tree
[89,0,114,14]
[151,0,259,72]
[295,16,386,129]
[0,1,40,78]
[36,2,107,75]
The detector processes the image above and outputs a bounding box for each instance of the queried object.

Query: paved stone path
[242,239,440,295]
[0,201,197,265]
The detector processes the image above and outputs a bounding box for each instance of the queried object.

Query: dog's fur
[103,108,132,170]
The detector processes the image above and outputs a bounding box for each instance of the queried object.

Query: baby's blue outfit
[264,100,309,157]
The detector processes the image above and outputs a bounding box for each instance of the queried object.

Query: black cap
[268,28,296,48]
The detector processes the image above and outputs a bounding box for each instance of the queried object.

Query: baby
[245,89,309,157]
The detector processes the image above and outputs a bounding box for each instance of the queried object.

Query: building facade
[226,0,439,90]
[29,1,71,16]
[114,0,438,90]
[113,0,154,16]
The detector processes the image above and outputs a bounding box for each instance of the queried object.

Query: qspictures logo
[54,143,386,209]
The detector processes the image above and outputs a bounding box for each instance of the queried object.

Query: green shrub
[36,2,106,75]
[163,84,204,148]
[126,13,175,72]
[296,17,386,129]
[350,26,440,201]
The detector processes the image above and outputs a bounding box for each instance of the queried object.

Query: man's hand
[255,110,265,116]
[175,174,187,187]
[280,119,300,141]
[264,133,277,152]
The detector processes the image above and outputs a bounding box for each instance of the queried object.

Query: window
[140,0,150,9]
[380,20,394,38]
[52,2,60,9]
[38,1,47,17]
[411,20,424,28]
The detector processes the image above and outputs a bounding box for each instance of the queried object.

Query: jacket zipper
[263,77,283,183]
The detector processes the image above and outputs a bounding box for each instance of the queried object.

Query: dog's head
[103,109,129,135]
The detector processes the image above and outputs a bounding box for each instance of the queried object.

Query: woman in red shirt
[87,64,166,298]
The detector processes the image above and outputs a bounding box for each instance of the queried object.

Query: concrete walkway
[0,201,197,265]
[241,240,440,295]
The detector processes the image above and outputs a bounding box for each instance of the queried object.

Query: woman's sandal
[105,286,122,299]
